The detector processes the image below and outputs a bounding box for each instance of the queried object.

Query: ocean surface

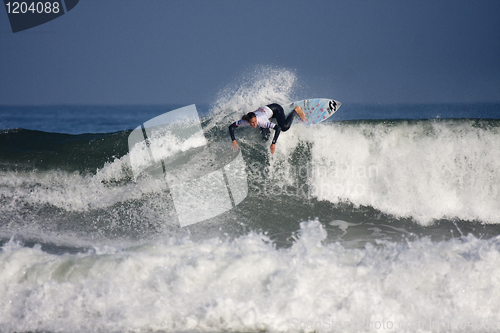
[1,70,500,332]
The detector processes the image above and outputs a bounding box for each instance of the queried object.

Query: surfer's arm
[271,124,281,145]
[269,124,281,154]
[229,123,239,152]
[229,123,238,141]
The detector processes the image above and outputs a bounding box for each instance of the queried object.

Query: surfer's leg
[293,106,306,121]
[267,103,294,131]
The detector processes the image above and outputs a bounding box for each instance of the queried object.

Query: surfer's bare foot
[295,106,306,121]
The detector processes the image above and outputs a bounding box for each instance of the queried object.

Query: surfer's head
[242,112,257,128]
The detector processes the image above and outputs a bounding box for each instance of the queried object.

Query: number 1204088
[5,2,61,14]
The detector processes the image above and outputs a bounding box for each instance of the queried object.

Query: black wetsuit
[267,103,297,131]
[259,103,297,141]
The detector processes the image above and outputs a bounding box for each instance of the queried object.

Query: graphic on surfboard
[282,98,341,126]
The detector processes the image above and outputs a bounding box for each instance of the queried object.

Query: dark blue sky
[1,0,499,105]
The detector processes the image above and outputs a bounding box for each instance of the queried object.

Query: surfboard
[282,98,341,126]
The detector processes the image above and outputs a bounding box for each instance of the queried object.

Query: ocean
[1,71,500,332]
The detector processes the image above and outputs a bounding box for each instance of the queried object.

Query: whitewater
[1,67,500,332]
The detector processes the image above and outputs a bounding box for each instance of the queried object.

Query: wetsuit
[228,104,297,144]
[266,103,296,131]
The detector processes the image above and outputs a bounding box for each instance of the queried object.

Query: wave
[1,67,499,250]
[0,119,498,258]
[275,119,500,224]
[1,119,499,237]
[1,221,500,333]
[0,128,132,172]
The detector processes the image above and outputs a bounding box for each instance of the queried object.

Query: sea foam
[1,221,499,332]
[272,119,500,224]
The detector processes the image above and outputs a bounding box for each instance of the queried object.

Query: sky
[0,0,499,105]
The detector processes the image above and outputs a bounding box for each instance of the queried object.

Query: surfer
[229,103,306,154]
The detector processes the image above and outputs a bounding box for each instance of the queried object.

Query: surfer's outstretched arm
[229,123,239,152]
[269,124,281,154]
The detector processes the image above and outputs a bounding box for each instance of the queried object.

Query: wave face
[1,119,499,243]
[1,67,500,332]
[285,119,500,224]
